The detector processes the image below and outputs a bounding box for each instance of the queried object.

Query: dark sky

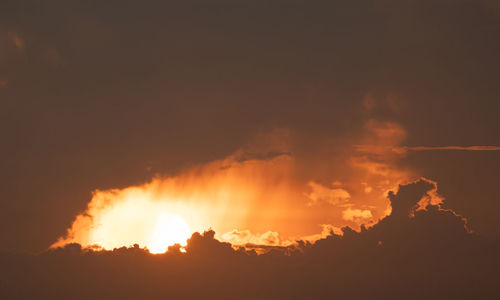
[1,0,500,254]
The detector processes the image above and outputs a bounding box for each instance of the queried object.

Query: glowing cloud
[52,121,436,251]
[305,181,351,206]
[342,208,373,222]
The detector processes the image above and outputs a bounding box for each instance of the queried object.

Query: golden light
[52,127,416,251]
[148,213,190,254]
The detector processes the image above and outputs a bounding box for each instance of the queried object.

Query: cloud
[2,180,498,299]
[0,4,496,299]
[1,0,499,255]
[305,181,351,206]
[51,120,421,251]
[233,151,292,163]
[221,229,284,247]
[398,146,500,153]
[8,32,24,50]
[355,145,500,155]
[342,208,373,222]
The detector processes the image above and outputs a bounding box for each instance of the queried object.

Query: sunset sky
[1,1,500,299]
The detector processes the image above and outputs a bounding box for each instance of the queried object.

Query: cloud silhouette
[1,180,498,299]
[233,151,292,163]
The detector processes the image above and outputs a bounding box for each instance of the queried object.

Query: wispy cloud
[399,146,500,152]
[355,145,500,154]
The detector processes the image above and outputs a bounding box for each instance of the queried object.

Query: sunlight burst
[148,213,191,254]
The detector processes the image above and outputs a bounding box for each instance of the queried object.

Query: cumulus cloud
[342,208,373,222]
[221,229,283,246]
[52,119,424,251]
[2,180,498,299]
[305,181,351,207]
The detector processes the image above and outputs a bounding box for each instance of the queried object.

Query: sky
[1,0,500,298]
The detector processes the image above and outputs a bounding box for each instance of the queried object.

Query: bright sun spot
[147,213,191,254]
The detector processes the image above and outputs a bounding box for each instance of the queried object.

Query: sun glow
[148,213,191,254]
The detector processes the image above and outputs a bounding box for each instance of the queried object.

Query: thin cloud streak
[355,145,500,154]
[402,146,500,151]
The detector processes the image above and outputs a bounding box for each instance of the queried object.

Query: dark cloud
[219,151,292,169]
[1,180,498,299]
[0,0,499,257]
[234,151,292,163]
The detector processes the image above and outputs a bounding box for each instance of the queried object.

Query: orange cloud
[342,208,373,222]
[221,230,284,246]
[8,32,24,50]
[52,118,428,252]
[51,151,297,250]
[305,181,351,207]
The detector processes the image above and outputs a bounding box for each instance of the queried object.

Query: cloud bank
[52,118,432,251]
[2,180,498,299]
